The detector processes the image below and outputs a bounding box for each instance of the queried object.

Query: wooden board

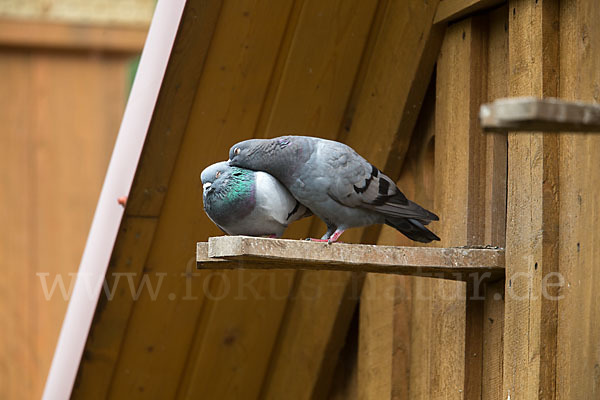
[480,97,600,132]
[198,237,505,280]
[481,6,508,399]
[503,0,560,398]
[0,18,147,53]
[556,0,600,397]
[432,16,488,398]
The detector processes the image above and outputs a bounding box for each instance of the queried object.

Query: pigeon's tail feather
[385,217,440,243]
[373,194,439,222]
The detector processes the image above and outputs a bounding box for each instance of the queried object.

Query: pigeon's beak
[203,182,212,191]
[227,159,232,165]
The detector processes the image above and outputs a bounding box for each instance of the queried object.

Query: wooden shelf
[480,97,600,132]
[196,236,505,281]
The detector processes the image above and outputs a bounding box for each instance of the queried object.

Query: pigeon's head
[229,137,282,170]
[200,161,230,196]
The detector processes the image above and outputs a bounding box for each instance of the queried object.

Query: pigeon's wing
[321,142,438,222]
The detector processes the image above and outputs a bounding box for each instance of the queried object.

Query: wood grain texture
[433,17,489,398]
[199,237,505,279]
[0,18,148,53]
[557,0,600,398]
[503,0,560,398]
[481,6,508,399]
[358,274,395,400]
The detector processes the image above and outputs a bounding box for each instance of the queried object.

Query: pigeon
[201,161,311,237]
[228,135,440,243]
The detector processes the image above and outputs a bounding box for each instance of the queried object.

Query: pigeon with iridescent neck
[228,135,440,243]
[201,161,311,237]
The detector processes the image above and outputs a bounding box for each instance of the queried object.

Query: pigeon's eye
[215,171,221,178]
[234,147,241,155]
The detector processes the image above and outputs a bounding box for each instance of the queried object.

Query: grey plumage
[201,161,311,237]
[228,136,439,243]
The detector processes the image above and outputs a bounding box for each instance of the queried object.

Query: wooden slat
[557,0,600,398]
[0,51,36,400]
[0,18,147,53]
[481,6,508,399]
[480,97,600,132]
[433,16,488,398]
[358,274,395,400]
[434,0,505,24]
[503,0,560,398]
[392,81,437,399]
[198,237,505,279]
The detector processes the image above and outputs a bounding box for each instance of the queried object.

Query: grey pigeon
[201,161,311,237]
[228,136,439,243]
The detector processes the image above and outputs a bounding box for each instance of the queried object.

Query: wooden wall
[0,20,146,400]
[71,0,600,399]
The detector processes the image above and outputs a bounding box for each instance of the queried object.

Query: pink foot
[305,229,346,244]
[327,229,345,243]
[117,196,127,207]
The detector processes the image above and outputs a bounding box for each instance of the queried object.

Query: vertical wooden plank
[557,0,600,398]
[434,16,487,399]
[482,6,508,400]
[397,84,437,400]
[358,273,395,400]
[504,0,560,398]
[0,51,37,400]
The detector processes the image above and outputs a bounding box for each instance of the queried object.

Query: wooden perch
[480,97,600,132]
[196,236,505,281]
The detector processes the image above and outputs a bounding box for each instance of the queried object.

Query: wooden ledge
[480,97,600,132]
[196,236,505,281]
